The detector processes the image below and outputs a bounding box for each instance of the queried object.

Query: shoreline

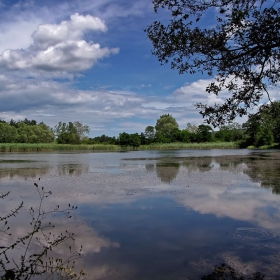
[1,142,239,152]
[0,142,279,152]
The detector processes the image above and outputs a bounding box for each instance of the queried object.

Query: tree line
[0,119,54,143]
[1,101,280,147]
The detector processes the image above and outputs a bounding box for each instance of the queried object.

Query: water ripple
[236,227,278,240]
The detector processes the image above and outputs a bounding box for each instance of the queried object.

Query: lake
[1,149,280,279]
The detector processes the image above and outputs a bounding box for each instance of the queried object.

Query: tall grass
[0,142,239,152]
[140,142,239,150]
[0,143,120,152]
[247,143,280,149]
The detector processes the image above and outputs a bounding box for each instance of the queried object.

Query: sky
[0,0,279,137]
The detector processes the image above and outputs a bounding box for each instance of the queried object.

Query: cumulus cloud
[0,13,119,73]
[32,13,107,50]
[0,18,43,54]
[173,79,224,106]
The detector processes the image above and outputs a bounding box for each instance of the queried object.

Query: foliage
[54,122,89,145]
[146,0,280,126]
[155,114,179,142]
[72,122,90,142]
[119,132,141,148]
[243,101,280,147]
[9,119,37,128]
[0,120,54,144]
[144,126,155,144]
[197,124,213,142]
[85,135,118,145]
[215,123,244,142]
[180,129,191,143]
[0,123,17,143]
[0,181,85,279]
[129,133,141,148]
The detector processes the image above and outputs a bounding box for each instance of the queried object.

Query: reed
[140,142,239,150]
[0,142,240,152]
[0,143,121,152]
[247,143,280,149]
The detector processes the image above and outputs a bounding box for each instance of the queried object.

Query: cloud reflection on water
[1,151,280,279]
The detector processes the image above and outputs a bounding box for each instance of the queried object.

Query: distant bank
[0,142,244,152]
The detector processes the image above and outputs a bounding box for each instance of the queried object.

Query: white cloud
[32,13,107,50]
[0,13,119,73]
[0,18,42,53]
[173,79,224,106]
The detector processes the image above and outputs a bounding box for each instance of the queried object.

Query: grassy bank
[0,143,121,152]
[141,142,239,150]
[247,143,280,149]
[0,142,239,152]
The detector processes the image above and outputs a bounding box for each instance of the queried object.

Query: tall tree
[0,123,17,143]
[146,0,280,126]
[54,121,89,144]
[73,121,90,141]
[243,101,280,146]
[215,122,244,142]
[197,124,213,142]
[155,114,179,142]
[144,126,155,144]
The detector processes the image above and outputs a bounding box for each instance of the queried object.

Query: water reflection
[57,164,89,176]
[146,162,180,183]
[244,154,280,194]
[156,162,180,183]
[0,168,50,180]
[201,263,264,280]
[183,157,213,173]
[1,150,280,279]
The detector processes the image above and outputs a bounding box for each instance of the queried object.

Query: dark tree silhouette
[146,0,280,126]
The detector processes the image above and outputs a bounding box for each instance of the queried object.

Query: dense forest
[1,101,280,148]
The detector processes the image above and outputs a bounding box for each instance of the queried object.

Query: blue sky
[0,0,278,136]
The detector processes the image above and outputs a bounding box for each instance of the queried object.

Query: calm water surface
[1,149,280,279]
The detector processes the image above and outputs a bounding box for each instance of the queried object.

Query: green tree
[129,133,141,148]
[170,127,183,142]
[0,123,17,143]
[181,129,191,143]
[197,124,213,142]
[144,126,155,144]
[15,123,54,143]
[215,122,244,142]
[36,123,55,143]
[255,126,274,146]
[140,132,147,145]
[243,101,280,147]
[73,121,90,141]
[155,114,179,142]
[54,121,89,144]
[119,132,131,147]
[119,132,141,148]
[146,0,280,126]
